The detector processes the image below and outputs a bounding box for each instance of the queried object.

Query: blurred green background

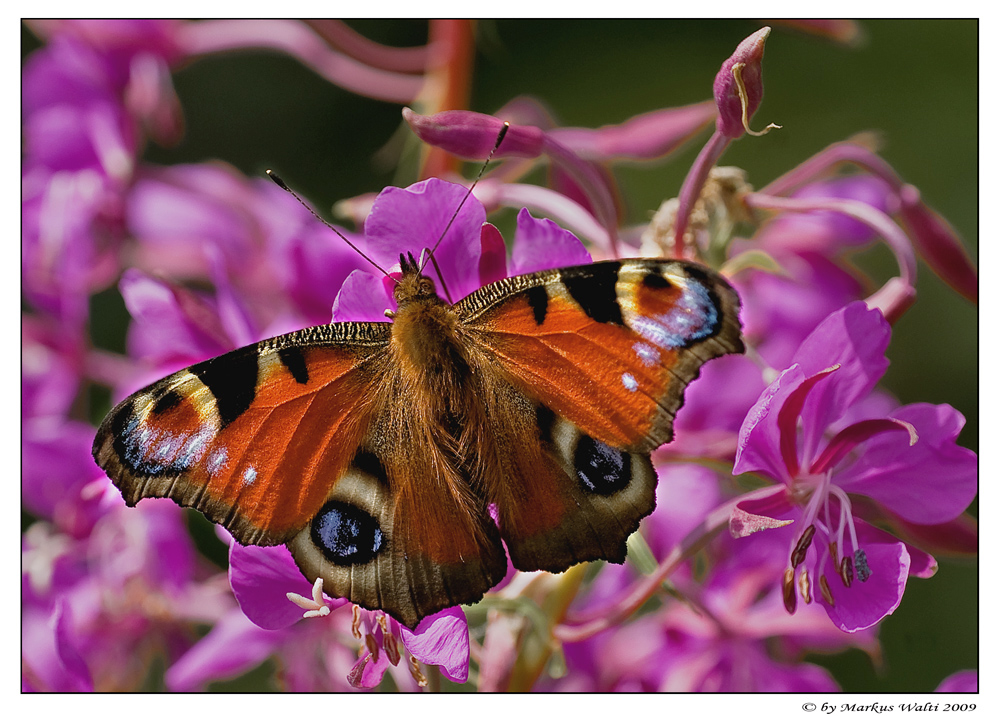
[23,19,977,692]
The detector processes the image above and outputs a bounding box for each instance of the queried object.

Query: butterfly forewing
[93,323,391,545]
[457,259,744,452]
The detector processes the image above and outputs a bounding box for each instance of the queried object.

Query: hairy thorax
[385,272,479,440]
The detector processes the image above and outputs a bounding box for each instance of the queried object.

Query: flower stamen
[854,549,872,583]
[839,556,854,588]
[782,567,797,614]
[790,524,816,568]
[379,614,402,666]
[798,569,812,605]
[409,655,428,688]
[819,575,836,607]
[351,604,363,640]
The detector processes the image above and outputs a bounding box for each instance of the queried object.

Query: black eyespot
[311,501,384,565]
[574,435,632,495]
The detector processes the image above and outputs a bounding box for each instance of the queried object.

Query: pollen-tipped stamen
[854,549,872,583]
[378,614,402,666]
[819,575,835,607]
[782,567,797,614]
[790,524,816,568]
[798,569,812,605]
[839,555,854,588]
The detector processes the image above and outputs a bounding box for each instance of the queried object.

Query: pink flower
[330,177,590,320]
[732,303,976,632]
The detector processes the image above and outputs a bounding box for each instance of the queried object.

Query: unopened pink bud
[714,27,775,139]
[898,184,977,303]
[403,107,544,159]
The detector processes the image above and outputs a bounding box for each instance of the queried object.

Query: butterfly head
[393,251,441,308]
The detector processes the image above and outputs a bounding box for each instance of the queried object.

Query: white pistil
[828,484,860,555]
[286,577,331,618]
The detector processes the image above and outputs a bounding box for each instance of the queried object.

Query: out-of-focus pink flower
[935,669,978,693]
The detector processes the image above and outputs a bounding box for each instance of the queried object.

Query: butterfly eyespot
[574,435,632,495]
[311,501,385,565]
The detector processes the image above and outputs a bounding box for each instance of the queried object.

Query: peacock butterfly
[92,175,744,628]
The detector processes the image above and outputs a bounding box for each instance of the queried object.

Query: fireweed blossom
[731,303,976,632]
[539,467,879,692]
[23,20,976,692]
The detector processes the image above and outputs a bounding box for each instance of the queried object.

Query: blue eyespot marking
[574,435,632,495]
[630,280,719,349]
[311,501,384,565]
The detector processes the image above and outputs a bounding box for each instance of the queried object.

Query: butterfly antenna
[419,121,510,274]
[266,170,390,278]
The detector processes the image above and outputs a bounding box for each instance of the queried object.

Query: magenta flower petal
[790,302,891,457]
[22,419,107,530]
[667,354,766,457]
[733,252,866,368]
[808,417,916,475]
[285,223,373,325]
[936,670,978,693]
[400,606,470,683]
[119,268,233,364]
[126,165,254,273]
[165,609,286,691]
[818,521,909,633]
[724,656,839,693]
[353,650,392,689]
[331,269,393,322]
[644,464,724,554]
[904,542,938,579]
[52,599,94,692]
[478,222,508,285]
[776,365,842,476]
[229,542,316,630]
[835,403,977,525]
[364,178,486,301]
[509,207,592,275]
[733,364,806,480]
[781,176,896,248]
[880,512,978,558]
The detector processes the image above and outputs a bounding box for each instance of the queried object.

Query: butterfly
[92,189,744,630]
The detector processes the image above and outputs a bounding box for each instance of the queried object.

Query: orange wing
[93,319,509,627]
[455,259,743,572]
[93,322,390,546]
[458,259,744,452]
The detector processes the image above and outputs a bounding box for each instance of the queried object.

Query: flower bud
[713,27,776,139]
[403,107,544,159]
[898,184,977,303]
